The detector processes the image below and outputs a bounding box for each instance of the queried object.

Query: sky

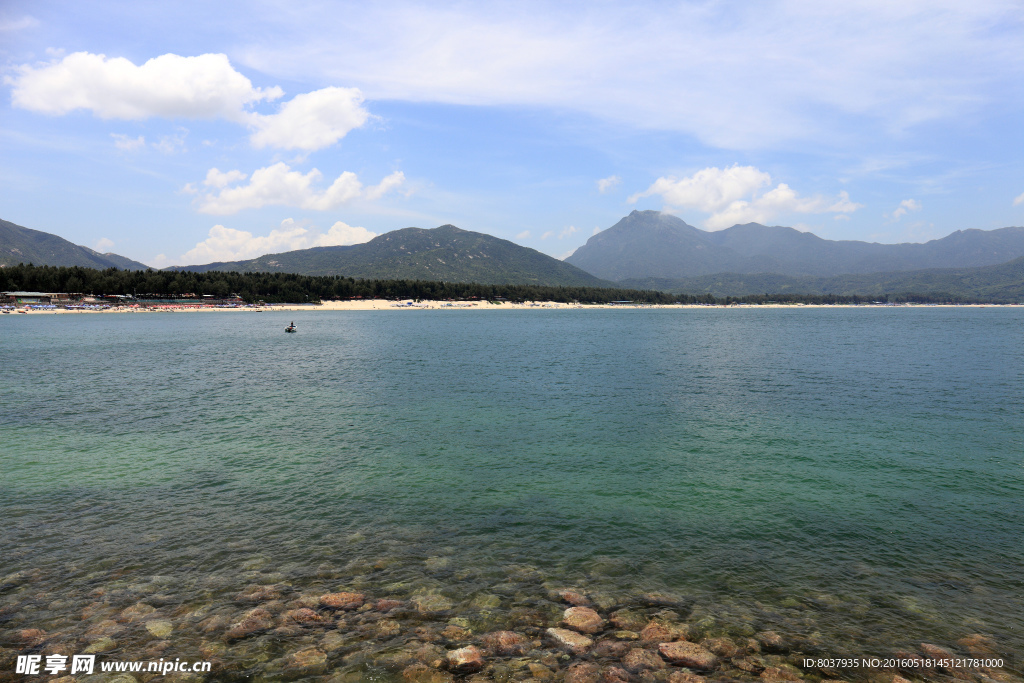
[2,0,1023,268]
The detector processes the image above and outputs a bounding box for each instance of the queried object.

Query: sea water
[2,308,1021,679]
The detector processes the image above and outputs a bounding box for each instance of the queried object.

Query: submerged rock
[117,603,156,623]
[481,630,529,656]
[235,584,283,603]
[701,637,738,658]
[669,672,707,683]
[760,665,803,682]
[565,662,602,683]
[285,647,328,676]
[623,648,667,673]
[413,593,454,613]
[446,645,485,674]
[320,592,365,611]
[562,606,605,634]
[145,620,173,638]
[756,631,787,653]
[402,663,454,683]
[556,589,592,606]
[658,642,718,670]
[283,607,323,624]
[224,607,274,640]
[83,637,117,654]
[610,609,647,632]
[546,627,593,654]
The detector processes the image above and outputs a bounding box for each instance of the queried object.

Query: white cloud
[592,226,602,235]
[9,52,282,121]
[9,53,372,152]
[93,237,115,252]
[540,231,554,240]
[195,163,407,215]
[559,225,579,239]
[630,165,861,230]
[111,133,145,151]
[556,249,575,260]
[250,87,369,151]
[597,175,620,193]
[178,218,377,264]
[204,168,248,188]
[236,2,1024,148]
[516,230,531,239]
[315,221,378,247]
[889,198,922,221]
[1014,192,1024,206]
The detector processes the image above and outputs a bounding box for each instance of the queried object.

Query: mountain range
[621,256,1024,301]
[565,210,1024,281]
[1,219,151,271]
[4,214,1024,300]
[168,224,608,287]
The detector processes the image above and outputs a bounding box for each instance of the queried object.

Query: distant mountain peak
[566,211,1024,281]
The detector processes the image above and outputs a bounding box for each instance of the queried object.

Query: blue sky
[2,0,1023,268]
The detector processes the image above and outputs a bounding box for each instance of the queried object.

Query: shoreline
[3,300,1021,314]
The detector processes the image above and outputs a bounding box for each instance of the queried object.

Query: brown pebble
[701,636,738,658]
[624,648,667,673]
[284,607,322,624]
[658,641,719,670]
[320,592,365,611]
[563,606,606,634]
[446,645,484,674]
[224,607,274,640]
[375,599,404,612]
[558,589,592,606]
[481,630,528,656]
[546,627,594,654]
[565,662,602,683]
[761,665,803,682]
[601,666,633,683]
[402,664,454,683]
[669,673,707,683]
[756,631,787,652]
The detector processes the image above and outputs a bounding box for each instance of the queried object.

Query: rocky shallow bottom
[0,554,1019,683]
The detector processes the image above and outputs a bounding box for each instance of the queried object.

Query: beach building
[1,291,76,305]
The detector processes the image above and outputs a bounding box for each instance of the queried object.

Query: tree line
[0,263,975,305]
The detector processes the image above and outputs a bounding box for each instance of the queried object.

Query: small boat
[285,322,297,333]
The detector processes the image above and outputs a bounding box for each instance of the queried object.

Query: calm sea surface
[2,308,1022,679]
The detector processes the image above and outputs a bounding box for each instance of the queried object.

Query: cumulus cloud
[597,175,620,194]
[195,162,406,215]
[8,52,371,152]
[629,165,861,230]
[541,231,554,240]
[889,198,921,221]
[8,52,282,121]
[111,133,145,151]
[204,168,248,188]
[592,226,602,235]
[179,218,377,264]
[1014,192,1024,206]
[516,230,531,239]
[250,87,369,151]
[93,237,115,252]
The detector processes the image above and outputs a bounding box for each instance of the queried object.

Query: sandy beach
[3,299,1018,314]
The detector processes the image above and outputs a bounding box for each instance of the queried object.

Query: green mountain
[0,219,151,270]
[566,210,1024,280]
[620,256,1024,301]
[169,224,609,287]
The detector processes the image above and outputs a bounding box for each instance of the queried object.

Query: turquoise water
[2,308,1022,679]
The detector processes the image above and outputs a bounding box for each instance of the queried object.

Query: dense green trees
[0,263,984,305]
